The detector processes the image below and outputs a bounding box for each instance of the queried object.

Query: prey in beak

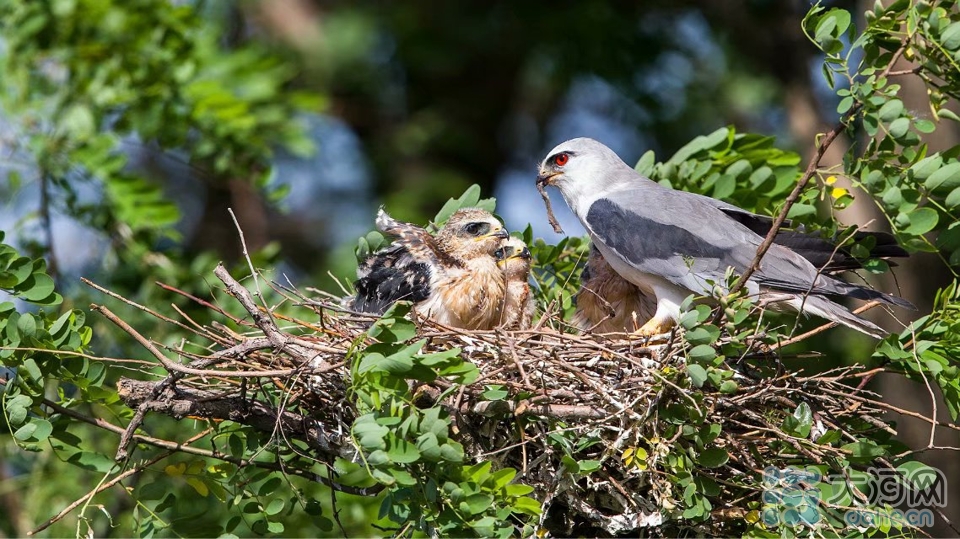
[536,170,560,187]
[535,169,565,234]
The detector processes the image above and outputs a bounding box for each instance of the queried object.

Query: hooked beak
[492,228,510,239]
[513,247,532,261]
[536,171,559,187]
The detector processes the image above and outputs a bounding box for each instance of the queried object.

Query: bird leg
[629,315,675,341]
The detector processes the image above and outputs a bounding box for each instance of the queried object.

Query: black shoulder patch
[351,247,432,313]
[719,207,774,236]
[585,198,726,264]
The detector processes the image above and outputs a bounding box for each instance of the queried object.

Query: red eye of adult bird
[554,153,569,166]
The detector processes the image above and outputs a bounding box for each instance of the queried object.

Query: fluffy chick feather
[351,208,508,330]
[496,237,535,330]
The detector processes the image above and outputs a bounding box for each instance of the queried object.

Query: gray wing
[583,189,765,295]
[672,190,791,234]
[582,185,885,301]
[586,189,832,300]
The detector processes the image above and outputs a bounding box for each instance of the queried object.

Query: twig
[228,207,266,305]
[90,305,314,378]
[769,301,882,350]
[155,280,243,324]
[29,429,213,535]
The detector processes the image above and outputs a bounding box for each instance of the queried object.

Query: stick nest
[96,263,896,537]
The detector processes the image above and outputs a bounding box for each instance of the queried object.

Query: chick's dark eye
[463,222,490,236]
[554,153,569,166]
[494,248,504,260]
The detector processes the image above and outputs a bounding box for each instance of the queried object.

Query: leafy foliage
[0,0,314,264]
[805,1,960,266]
[3,1,960,538]
[348,303,539,538]
[0,235,92,502]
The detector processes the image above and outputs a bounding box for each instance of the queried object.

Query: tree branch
[115,377,349,460]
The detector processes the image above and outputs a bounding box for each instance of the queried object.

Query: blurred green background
[1,0,958,536]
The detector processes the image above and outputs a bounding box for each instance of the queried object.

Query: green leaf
[878,99,903,122]
[897,461,941,491]
[353,416,388,450]
[21,358,42,381]
[258,477,282,496]
[941,21,960,50]
[718,380,738,394]
[688,344,716,363]
[787,203,817,219]
[65,450,118,473]
[667,128,729,166]
[466,461,492,483]
[712,174,736,199]
[482,386,508,401]
[945,187,960,209]
[700,424,722,445]
[460,493,493,515]
[17,274,56,302]
[940,109,960,122]
[385,435,421,464]
[366,450,389,466]
[841,441,886,461]
[264,498,285,516]
[924,162,960,191]
[490,468,517,490]
[14,418,52,442]
[686,364,708,388]
[17,314,37,339]
[5,395,32,425]
[816,431,842,445]
[505,483,534,497]
[60,104,96,138]
[915,119,936,133]
[439,441,464,462]
[685,325,720,346]
[416,432,442,461]
[634,150,656,177]
[511,496,542,516]
[889,117,910,139]
[911,155,943,181]
[904,207,938,235]
[577,460,601,473]
[367,303,417,343]
[698,447,729,468]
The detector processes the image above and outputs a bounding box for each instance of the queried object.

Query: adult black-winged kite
[538,138,913,338]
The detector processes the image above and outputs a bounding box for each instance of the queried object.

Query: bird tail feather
[786,294,888,339]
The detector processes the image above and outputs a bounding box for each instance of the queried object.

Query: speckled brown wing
[350,209,445,314]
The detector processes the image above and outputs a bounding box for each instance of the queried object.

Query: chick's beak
[508,247,531,261]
